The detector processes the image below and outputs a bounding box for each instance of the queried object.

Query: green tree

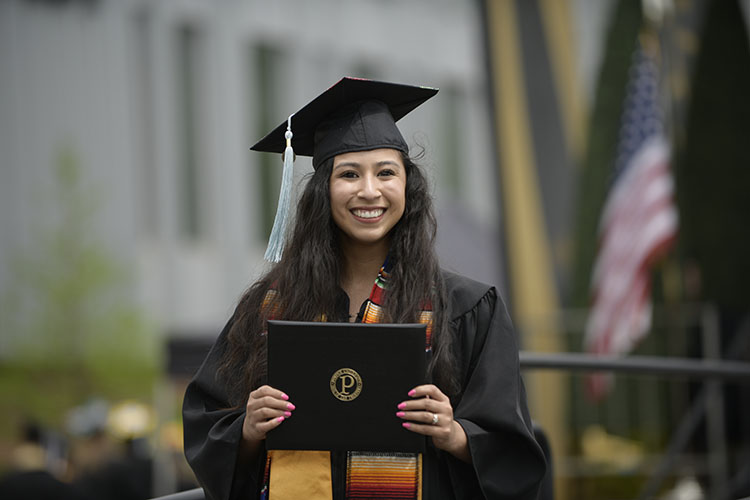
[0,146,159,435]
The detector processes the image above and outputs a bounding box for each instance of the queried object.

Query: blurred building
[0,0,531,352]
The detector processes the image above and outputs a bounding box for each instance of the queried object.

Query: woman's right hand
[242,385,295,445]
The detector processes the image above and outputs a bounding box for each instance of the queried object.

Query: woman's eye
[378,169,396,177]
[340,171,358,179]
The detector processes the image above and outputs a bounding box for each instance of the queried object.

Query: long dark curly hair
[219,152,457,406]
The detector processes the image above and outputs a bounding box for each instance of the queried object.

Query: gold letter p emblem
[330,368,363,402]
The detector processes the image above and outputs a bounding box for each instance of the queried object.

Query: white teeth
[352,208,384,219]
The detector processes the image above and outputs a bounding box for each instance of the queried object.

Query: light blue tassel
[264,115,295,262]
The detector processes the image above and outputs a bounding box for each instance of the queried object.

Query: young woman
[182,78,546,500]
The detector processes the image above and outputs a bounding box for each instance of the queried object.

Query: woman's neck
[338,236,390,307]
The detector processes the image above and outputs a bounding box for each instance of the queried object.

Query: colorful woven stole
[261,260,432,500]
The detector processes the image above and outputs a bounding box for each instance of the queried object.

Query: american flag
[584,43,679,399]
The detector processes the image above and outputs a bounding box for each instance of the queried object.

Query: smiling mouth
[351,208,385,219]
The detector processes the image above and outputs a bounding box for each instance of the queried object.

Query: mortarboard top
[251,77,439,169]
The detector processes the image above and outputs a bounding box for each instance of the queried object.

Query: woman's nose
[358,174,381,199]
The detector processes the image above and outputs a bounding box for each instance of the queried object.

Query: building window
[440,84,463,199]
[350,62,379,80]
[132,8,157,239]
[250,43,285,241]
[175,24,204,240]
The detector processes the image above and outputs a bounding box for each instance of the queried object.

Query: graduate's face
[329,148,406,248]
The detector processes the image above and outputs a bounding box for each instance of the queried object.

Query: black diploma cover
[266,320,426,453]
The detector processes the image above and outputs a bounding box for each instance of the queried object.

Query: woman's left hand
[396,384,471,463]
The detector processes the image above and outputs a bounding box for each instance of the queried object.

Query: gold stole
[268,450,332,500]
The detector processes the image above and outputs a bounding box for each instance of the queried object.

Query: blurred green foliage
[675,0,750,312]
[0,146,159,439]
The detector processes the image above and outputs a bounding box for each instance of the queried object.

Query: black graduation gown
[182,270,547,500]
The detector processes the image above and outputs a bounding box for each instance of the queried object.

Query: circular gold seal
[330,368,363,402]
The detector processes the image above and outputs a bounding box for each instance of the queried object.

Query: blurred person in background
[72,437,153,500]
[0,418,87,500]
[71,400,154,500]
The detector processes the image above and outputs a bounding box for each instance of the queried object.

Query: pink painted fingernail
[402,422,411,429]
[408,389,417,397]
[281,393,289,401]
[284,411,292,417]
[398,403,406,410]
[277,416,285,423]
[287,403,296,410]
[396,411,405,418]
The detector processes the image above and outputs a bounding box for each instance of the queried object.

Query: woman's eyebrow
[375,160,402,168]
[332,160,401,171]
[332,161,361,171]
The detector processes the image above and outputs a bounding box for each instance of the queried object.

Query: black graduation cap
[252,77,438,262]
[251,77,438,169]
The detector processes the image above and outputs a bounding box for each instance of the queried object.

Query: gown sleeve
[182,317,264,500]
[441,273,547,500]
